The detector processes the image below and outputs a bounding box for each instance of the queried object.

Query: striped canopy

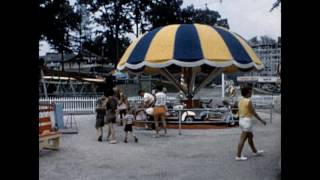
[117,23,263,99]
[117,23,263,73]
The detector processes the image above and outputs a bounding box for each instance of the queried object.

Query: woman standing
[236,86,267,161]
[105,89,118,144]
[116,88,129,126]
[95,95,107,142]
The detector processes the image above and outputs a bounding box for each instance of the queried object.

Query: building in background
[40,53,76,70]
[247,36,281,77]
[40,49,114,75]
[217,36,281,93]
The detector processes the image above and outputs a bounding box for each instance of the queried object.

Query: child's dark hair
[138,90,144,95]
[126,107,133,114]
[241,85,252,97]
[104,88,114,96]
[155,85,163,92]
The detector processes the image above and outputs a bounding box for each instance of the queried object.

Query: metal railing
[39,95,279,116]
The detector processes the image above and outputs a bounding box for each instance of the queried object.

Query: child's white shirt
[124,114,135,124]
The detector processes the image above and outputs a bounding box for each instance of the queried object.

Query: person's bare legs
[161,113,167,135]
[237,132,248,157]
[119,111,124,126]
[129,131,138,143]
[106,123,111,141]
[110,122,115,140]
[153,112,160,137]
[96,128,102,136]
[108,122,117,143]
[124,131,128,143]
[145,114,150,129]
[247,132,258,153]
[131,131,136,139]
[97,127,103,141]
[155,118,160,136]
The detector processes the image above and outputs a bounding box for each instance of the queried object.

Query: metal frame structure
[159,67,224,100]
[39,68,107,97]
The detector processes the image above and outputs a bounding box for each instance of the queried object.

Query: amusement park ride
[39,66,111,97]
[117,24,264,107]
[116,23,265,127]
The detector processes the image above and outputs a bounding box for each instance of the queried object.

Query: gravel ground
[39,111,281,180]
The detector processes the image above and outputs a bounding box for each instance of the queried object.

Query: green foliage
[145,1,229,29]
[81,0,133,63]
[40,0,230,65]
[40,0,81,53]
[145,0,183,29]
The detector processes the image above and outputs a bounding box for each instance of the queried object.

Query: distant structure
[40,52,76,70]
[246,36,281,77]
[40,50,113,75]
[39,49,115,97]
[216,19,229,29]
[231,36,281,94]
[218,36,281,90]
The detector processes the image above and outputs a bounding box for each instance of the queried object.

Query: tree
[180,4,229,29]
[192,5,221,26]
[144,0,229,29]
[270,0,281,12]
[180,5,196,24]
[145,0,183,29]
[82,0,133,66]
[39,0,81,71]
[130,0,151,37]
[73,0,93,53]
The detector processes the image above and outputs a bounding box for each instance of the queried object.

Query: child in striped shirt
[123,108,138,143]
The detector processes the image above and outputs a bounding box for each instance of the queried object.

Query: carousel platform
[134,120,238,129]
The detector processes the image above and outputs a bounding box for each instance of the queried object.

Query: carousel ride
[117,23,263,127]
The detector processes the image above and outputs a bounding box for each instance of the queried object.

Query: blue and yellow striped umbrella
[117,23,263,73]
[117,23,263,98]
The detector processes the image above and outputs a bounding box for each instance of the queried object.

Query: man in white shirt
[154,91,166,107]
[152,86,168,138]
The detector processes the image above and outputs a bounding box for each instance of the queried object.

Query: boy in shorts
[123,108,138,143]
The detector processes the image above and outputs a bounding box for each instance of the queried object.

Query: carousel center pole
[159,68,188,95]
[192,68,224,97]
[222,73,225,98]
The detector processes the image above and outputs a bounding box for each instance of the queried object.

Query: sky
[39,0,281,56]
[182,0,281,39]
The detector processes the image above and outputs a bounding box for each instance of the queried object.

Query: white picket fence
[39,95,280,114]
[38,96,148,114]
[39,97,98,114]
[38,96,179,114]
